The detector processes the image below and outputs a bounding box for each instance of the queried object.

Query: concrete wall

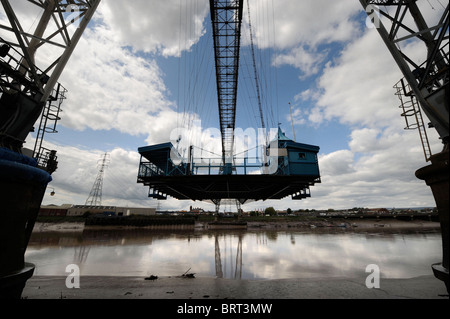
[39,204,73,216]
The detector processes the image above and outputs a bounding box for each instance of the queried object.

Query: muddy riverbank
[31,218,441,232]
[22,274,448,299]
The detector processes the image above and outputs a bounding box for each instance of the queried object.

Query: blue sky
[3,0,444,211]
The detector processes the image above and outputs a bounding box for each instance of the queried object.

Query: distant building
[118,207,157,216]
[39,204,156,217]
[67,205,156,217]
[67,205,117,216]
[366,208,389,215]
[39,204,72,216]
[189,206,204,213]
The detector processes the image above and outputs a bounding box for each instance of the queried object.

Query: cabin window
[298,152,306,160]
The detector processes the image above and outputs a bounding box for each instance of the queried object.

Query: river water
[25,227,442,281]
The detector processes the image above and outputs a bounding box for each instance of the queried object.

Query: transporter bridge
[137,0,321,213]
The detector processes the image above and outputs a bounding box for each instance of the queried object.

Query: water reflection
[25,228,442,280]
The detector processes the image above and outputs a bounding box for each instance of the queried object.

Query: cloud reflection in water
[26,229,441,280]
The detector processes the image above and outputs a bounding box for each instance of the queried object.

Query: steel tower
[85,152,110,206]
[360,0,448,148]
[360,0,449,292]
[1,0,101,171]
[210,0,244,171]
[0,0,100,298]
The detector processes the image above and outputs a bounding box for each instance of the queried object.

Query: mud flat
[246,218,440,231]
[32,222,85,232]
[21,274,448,299]
[30,218,441,232]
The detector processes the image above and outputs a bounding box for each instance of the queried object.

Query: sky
[2,0,445,212]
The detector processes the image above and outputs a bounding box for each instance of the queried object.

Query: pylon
[85,153,110,206]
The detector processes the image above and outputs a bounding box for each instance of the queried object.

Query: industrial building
[39,204,156,217]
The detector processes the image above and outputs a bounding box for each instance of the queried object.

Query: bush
[264,207,276,216]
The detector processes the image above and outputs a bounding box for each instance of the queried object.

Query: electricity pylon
[85,152,110,206]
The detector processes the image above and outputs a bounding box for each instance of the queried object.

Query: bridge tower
[0,0,100,298]
[1,0,101,169]
[360,0,449,292]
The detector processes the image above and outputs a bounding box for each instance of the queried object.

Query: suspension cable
[247,0,266,136]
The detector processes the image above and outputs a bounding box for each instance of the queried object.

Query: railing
[138,153,320,178]
[138,161,168,178]
[138,155,268,178]
[192,156,264,175]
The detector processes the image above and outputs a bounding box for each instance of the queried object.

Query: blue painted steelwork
[267,128,320,177]
[137,128,320,202]
[138,128,319,179]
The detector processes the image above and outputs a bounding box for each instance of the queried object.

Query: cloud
[284,107,306,126]
[98,0,209,57]
[246,0,360,50]
[312,30,405,128]
[349,128,384,153]
[40,139,191,209]
[273,46,327,78]
[319,150,355,176]
[244,0,361,78]
[60,25,172,133]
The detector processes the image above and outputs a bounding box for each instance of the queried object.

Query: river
[25,226,442,281]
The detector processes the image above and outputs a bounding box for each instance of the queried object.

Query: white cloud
[60,25,172,133]
[294,89,319,103]
[246,0,360,50]
[284,107,306,126]
[349,128,383,153]
[245,0,361,78]
[313,30,404,128]
[319,150,355,176]
[273,46,327,78]
[40,139,193,210]
[98,0,209,57]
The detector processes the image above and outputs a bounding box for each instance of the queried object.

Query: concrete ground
[21,274,448,299]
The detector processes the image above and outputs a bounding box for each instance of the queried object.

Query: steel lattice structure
[85,152,110,206]
[360,0,449,294]
[0,0,100,171]
[360,0,449,149]
[209,0,244,171]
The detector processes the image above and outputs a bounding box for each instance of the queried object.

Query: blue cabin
[138,142,187,177]
[267,127,320,178]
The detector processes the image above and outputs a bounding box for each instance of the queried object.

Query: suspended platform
[137,128,320,205]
